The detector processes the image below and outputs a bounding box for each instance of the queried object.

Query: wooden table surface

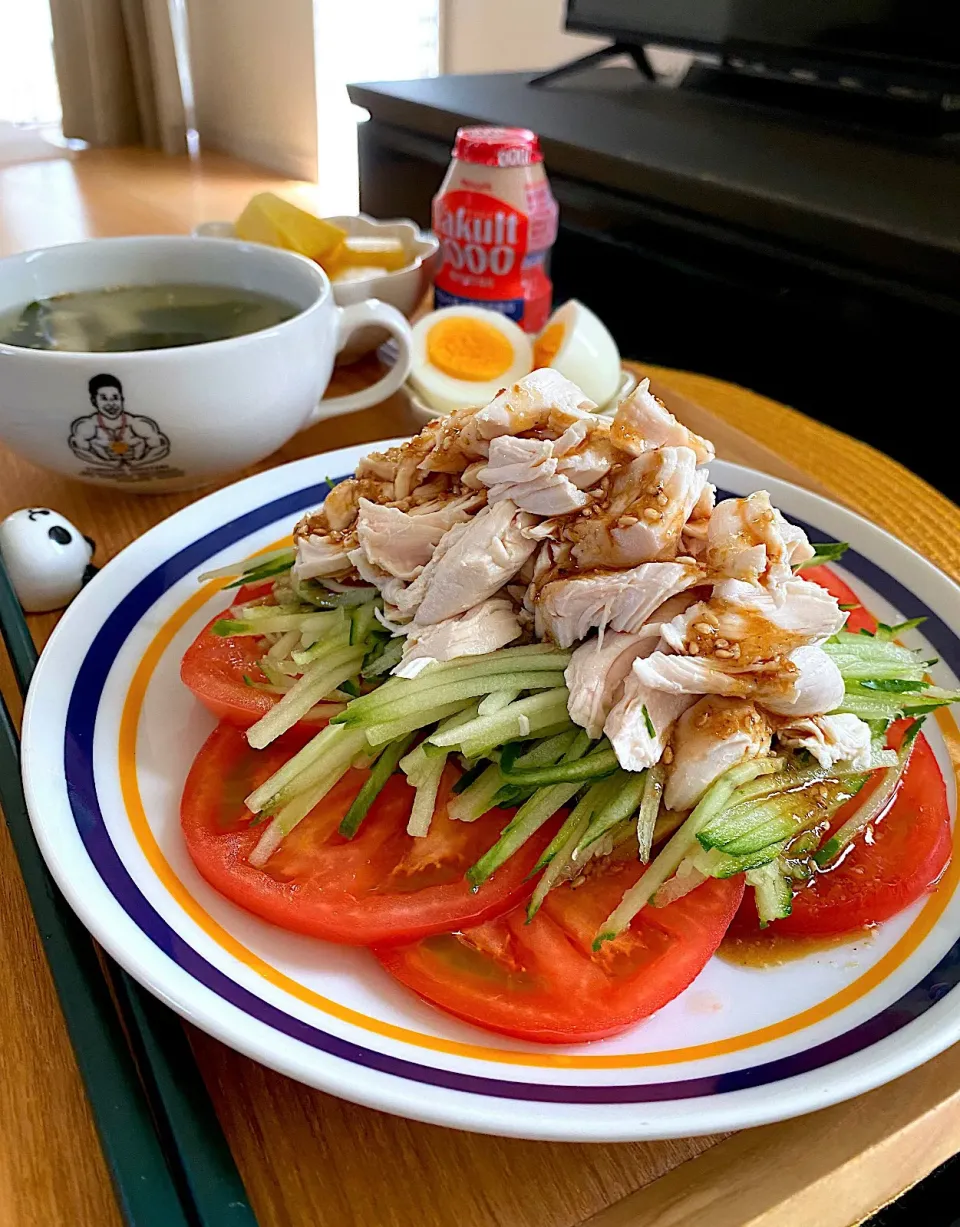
[2,146,960,1227]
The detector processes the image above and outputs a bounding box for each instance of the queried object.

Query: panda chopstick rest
[0,509,98,613]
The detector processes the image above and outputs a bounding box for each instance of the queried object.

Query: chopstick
[0,557,257,1227]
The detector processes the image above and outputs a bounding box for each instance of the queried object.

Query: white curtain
[49,0,189,153]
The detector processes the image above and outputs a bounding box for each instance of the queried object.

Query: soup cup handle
[307,300,414,422]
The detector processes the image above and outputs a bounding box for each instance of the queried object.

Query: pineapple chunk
[235,193,346,261]
[325,234,409,274]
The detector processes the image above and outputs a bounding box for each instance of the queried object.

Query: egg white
[410,306,533,415]
[536,299,621,407]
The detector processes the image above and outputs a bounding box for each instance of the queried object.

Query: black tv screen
[566,0,960,75]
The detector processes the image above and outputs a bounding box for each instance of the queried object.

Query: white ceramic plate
[21,445,960,1142]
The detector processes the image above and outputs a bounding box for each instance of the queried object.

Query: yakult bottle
[432,126,559,333]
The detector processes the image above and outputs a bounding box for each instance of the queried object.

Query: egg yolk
[426,316,515,382]
[533,320,565,368]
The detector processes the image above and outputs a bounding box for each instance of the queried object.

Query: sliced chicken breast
[394,598,522,678]
[464,368,599,445]
[776,712,872,770]
[664,697,773,811]
[705,492,814,586]
[537,560,705,648]
[564,631,650,738]
[659,577,846,671]
[476,435,588,515]
[604,667,694,772]
[568,447,708,569]
[355,496,476,581]
[760,645,845,717]
[293,533,354,580]
[611,378,715,464]
[409,501,538,626]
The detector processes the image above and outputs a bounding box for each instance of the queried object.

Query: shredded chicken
[564,631,649,739]
[394,598,522,678]
[665,697,773,811]
[610,377,714,465]
[775,712,873,771]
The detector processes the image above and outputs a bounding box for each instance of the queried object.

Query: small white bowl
[402,367,638,425]
[194,213,439,361]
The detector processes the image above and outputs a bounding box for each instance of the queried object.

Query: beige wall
[187,0,317,180]
[440,0,606,74]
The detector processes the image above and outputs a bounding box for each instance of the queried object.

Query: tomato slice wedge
[746,721,952,936]
[181,722,557,946]
[375,864,744,1043]
[180,580,326,728]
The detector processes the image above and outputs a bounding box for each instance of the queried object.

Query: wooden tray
[3,353,959,1227]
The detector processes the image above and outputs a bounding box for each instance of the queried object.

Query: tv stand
[530,42,656,87]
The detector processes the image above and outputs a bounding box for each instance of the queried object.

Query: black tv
[566,0,960,94]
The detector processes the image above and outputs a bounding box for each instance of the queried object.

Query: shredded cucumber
[746,861,793,926]
[339,733,416,839]
[248,726,368,866]
[448,763,509,822]
[576,769,648,854]
[478,689,521,716]
[594,758,785,947]
[814,721,923,866]
[246,644,365,749]
[526,780,617,920]
[636,763,665,863]
[501,742,618,787]
[364,700,475,747]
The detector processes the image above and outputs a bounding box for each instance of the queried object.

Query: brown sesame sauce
[719,925,874,968]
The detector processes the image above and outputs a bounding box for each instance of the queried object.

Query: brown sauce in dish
[718,925,875,969]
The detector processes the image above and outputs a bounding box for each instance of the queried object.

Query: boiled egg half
[410,306,533,415]
[533,299,621,407]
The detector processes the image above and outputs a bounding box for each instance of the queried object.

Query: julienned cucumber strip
[199,546,295,584]
[836,684,960,721]
[223,555,297,588]
[814,724,922,866]
[363,636,405,677]
[594,757,785,948]
[248,727,369,867]
[214,611,334,637]
[690,841,789,880]
[478,689,521,716]
[339,733,416,839]
[364,700,474,747]
[428,689,570,753]
[337,671,567,729]
[576,769,648,854]
[448,763,508,822]
[822,633,926,681]
[796,542,848,569]
[467,780,578,887]
[468,732,594,882]
[636,763,665,863]
[406,754,447,837]
[401,706,480,776]
[526,780,616,919]
[501,729,580,774]
[501,742,618,787]
[245,723,339,813]
[746,861,793,925]
[697,775,867,855]
[336,647,570,716]
[246,644,365,749]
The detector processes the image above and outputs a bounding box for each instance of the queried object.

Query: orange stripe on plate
[117,567,960,1070]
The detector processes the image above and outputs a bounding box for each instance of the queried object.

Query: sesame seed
[714,648,735,659]
[642,507,662,522]
[662,746,675,764]
[656,492,669,507]
[714,637,730,649]
[694,622,715,636]
[688,641,700,655]
[618,515,639,527]
[676,555,696,564]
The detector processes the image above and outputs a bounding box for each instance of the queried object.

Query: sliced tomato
[180,579,326,728]
[802,564,877,633]
[375,862,744,1043]
[181,722,556,946]
[736,722,952,937]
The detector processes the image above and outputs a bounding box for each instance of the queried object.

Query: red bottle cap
[452,126,543,168]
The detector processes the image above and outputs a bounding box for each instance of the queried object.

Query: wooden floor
[0,144,323,259]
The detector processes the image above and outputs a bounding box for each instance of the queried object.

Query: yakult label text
[433,189,528,310]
